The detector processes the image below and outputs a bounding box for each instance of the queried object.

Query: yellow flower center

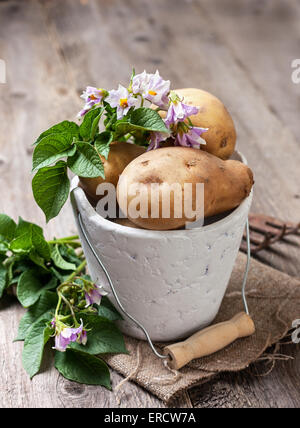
[120,98,128,108]
[90,94,97,100]
[148,90,157,96]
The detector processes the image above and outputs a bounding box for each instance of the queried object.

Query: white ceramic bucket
[71,151,253,342]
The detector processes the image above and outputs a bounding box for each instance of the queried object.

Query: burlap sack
[103,253,300,404]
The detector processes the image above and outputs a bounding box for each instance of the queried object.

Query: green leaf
[70,314,127,355]
[7,257,31,286]
[67,142,105,178]
[0,240,9,255]
[10,219,33,254]
[0,262,7,298]
[51,244,76,271]
[115,107,169,136]
[50,266,66,284]
[59,244,83,267]
[32,133,77,171]
[55,349,111,389]
[10,218,51,259]
[17,270,56,308]
[95,132,113,160]
[0,214,16,242]
[6,256,18,285]
[29,250,48,271]
[32,161,70,222]
[79,107,104,141]
[91,108,105,140]
[34,121,79,146]
[22,317,53,378]
[98,296,123,321]
[44,276,58,291]
[16,291,58,341]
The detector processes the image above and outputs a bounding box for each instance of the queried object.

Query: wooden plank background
[0,0,299,408]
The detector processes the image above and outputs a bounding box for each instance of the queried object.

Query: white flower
[77,86,105,117]
[132,70,170,108]
[106,84,139,119]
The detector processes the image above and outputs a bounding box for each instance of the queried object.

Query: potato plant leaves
[10,218,51,259]
[0,214,17,241]
[22,317,53,378]
[34,121,79,146]
[16,290,58,341]
[51,244,76,271]
[115,107,169,136]
[67,142,105,178]
[55,349,111,389]
[69,314,127,355]
[79,107,104,141]
[32,161,70,223]
[32,133,77,171]
[0,212,126,390]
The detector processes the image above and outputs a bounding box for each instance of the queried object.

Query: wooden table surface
[0,0,299,408]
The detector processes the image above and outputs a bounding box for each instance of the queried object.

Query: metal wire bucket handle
[77,213,254,368]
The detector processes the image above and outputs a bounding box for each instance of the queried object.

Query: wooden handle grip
[164,312,255,370]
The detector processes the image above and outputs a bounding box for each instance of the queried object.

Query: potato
[166,88,236,160]
[79,141,145,200]
[117,147,253,230]
[114,218,143,229]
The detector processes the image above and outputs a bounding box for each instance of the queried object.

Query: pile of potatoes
[80,89,254,231]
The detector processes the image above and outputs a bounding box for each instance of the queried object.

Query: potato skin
[79,142,145,200]
[117,147,253,230]
[114,218,142,229]
[172,88,236,160]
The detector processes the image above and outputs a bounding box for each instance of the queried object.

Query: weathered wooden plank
[193,0,300,276]
[190,344,300,408]
[0,0,190,409]
[198,0,300,146]
[0,0,299,409]
[74,0,300,408]
[0,0,78,239]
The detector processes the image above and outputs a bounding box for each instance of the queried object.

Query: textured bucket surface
[71,152,253,342]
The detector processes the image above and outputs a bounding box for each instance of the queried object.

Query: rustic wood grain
[0,0,188,409]
[199,0,300,146]
[0,0,299,408]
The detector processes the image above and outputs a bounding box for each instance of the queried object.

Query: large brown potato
[117,147,253,230]
[114,218,142,229]
[164,88,236,160]
[79,141,145,200]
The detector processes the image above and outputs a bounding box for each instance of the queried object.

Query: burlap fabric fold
[103,253,300,403]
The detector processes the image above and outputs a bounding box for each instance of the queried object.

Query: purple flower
[54,320,86,352]
[165,100,199,127]
[176,127,208,148]
[78,330,87,346]
[85,284,102,307]
[132,70,170,108]
[148,131,170,151]
[78,86,105,117]
[106,84,139,119]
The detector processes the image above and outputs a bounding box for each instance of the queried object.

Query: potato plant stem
[54,259,87,325]
[65,259,87,284]
[48,235,80,245]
